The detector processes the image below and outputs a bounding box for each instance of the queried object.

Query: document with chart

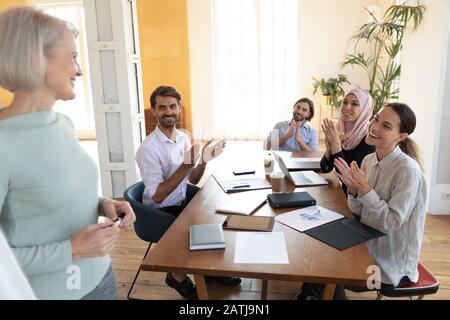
[275,205,344,232]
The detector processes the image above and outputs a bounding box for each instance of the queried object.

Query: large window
[213,0,299,138]
[37,2,95,138]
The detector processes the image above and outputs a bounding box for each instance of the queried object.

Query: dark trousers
[301,276,410,300]
[159,184,200,218]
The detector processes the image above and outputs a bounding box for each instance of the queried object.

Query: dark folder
[304,218,385,251]
[267,191,316,208]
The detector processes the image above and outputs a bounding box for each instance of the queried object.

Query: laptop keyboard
[290,171,313,185]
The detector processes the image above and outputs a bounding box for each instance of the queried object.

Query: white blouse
[348,146,427,286]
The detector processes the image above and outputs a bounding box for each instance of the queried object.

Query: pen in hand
[113,212,126,227]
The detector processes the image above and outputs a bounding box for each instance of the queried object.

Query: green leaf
[342,2,425,115]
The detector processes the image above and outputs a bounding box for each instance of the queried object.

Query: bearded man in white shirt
[135,85,241,300]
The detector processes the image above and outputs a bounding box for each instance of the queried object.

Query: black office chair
[123,181,175,300]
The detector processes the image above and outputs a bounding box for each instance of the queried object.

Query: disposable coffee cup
[269,171,285,193]
[264,156,274,176]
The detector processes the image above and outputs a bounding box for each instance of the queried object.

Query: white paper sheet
[234,232,289,264]
[275,205,344,232]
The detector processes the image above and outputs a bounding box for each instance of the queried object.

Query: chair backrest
[123,181,175,244]
[124,181,144,203]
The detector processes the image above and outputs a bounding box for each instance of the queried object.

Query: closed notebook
[189,224,225,251]
[267,191,316,208]
[216,192,267,215]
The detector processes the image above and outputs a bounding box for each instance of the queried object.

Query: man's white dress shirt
[136,126,191,207]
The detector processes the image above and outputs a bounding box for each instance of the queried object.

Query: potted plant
[312,74,350,110]
[342,2,425,114]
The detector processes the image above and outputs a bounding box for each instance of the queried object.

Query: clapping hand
[333,158,358,196]
[295,123,303,142]
[287,121,298,136]
[349,161,371,196]
[202,140,226,163]
[184,143,201,167]
[321,118,343,154]
[334,158,371,197]
[324,139,332,155]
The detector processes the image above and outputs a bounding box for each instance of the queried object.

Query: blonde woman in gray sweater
[0,7,135,299]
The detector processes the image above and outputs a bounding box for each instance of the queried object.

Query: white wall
[187,0,215,141]
[188,0,450,215]
[399,0,450,214]
[188,0,379,139]
[300,0,376,132]
[429,0,450,215]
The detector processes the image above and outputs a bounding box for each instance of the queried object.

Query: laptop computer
[283,157,322,170]
[272,151,328,187]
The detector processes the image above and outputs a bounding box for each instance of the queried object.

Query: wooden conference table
[141,150,374,300]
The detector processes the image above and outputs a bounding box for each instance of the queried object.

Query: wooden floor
[111,213,450,300]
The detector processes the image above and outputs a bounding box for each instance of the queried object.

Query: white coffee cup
[269,171,285,193]
[264,156,274,176]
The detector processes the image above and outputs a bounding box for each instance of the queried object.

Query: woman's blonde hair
[0,6,78,92]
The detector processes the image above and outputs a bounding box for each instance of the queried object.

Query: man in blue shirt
[266,98,319,151]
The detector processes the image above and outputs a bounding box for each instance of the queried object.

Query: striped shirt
[348,146,427,286]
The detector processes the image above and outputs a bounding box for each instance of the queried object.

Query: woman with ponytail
[320,86,375,196]
[295,103,427,300]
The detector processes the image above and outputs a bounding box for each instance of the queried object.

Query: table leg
[261,280,268,300]
[322,283,336,300]
[193,274,209,300]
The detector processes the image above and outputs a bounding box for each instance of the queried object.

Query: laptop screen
[272,151,294,183]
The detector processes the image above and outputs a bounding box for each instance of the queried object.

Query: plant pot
[322,95,332,106]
